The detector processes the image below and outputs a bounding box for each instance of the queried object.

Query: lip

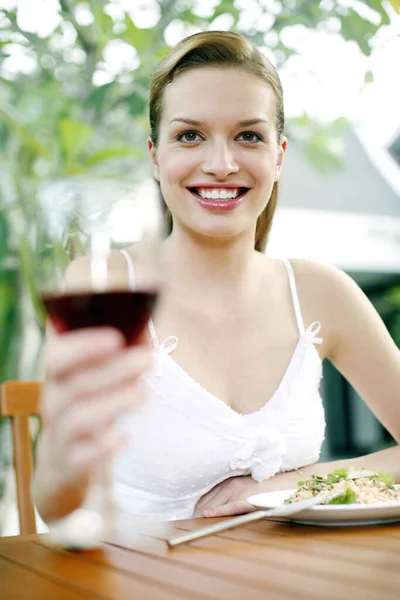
[188,187,249,212]
[188,184,249,189]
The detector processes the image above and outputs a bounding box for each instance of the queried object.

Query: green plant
[0,0,395,429]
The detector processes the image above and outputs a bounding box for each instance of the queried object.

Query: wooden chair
[0,381,41,535]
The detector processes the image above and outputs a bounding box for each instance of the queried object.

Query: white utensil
[168,491,343,547]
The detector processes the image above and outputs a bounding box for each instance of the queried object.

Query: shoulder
[287,257,361,302]
[288,257,348,283]
[286,258,377,359]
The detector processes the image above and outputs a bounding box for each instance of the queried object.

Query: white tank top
[113,251,326,521]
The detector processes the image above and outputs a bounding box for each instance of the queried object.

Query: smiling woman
[33,30,400,527]
[148,64,286,247]
[148,31,286,252]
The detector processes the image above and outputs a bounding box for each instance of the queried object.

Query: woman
[33,31,400,523]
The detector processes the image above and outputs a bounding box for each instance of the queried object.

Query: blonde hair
[149,31,285,252]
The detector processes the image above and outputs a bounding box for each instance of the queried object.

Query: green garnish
[327,488,357,504]
[285,467,396,505]
[372,473,395,488]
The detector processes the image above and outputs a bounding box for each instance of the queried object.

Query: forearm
[261,444,400,492]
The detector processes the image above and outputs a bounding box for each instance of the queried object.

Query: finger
[45,328,124,379]
[66,346,152,400]
[41,347,151,423]
[202,501,255,518]
[60,380,145,446]
[67,429,130,480]
[194,480,228,514]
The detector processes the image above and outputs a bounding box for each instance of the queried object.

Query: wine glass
[35,175,163,548]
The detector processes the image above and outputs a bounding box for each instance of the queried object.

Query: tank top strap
[120,249,136,289]
[120,249,159,346]
[147,319,160,347]
[281,258,323,345]
[281,258,305,335]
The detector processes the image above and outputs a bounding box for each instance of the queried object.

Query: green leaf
[0,282,14,333]
[59,119,93,165]
[83,145,145,167]
[18,236,46,326]
[304,134,344,174]
[364,71,374,85]
[211,0,241,24]
[338,9,380,56]
[155,45,170,60]
[371,472,395,487]
[388,286,400,306]
[84,82,116,115]
[325,467,395,488]
[273,13,307,33]
[92,5,115,46]
[325,468,349,483]
[366,0,391,25]
[289,113,311,129]
[343,467,375,479]
[0,107,49,158]
[127,90,148,117]
[328,487,357,504]
[123,16,154,54]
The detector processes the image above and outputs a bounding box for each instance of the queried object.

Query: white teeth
[197,188,240,200]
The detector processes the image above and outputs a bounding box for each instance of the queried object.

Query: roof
[279,129,400,217]
[269,128,400,279]
[268,207,400,276]
[388,129,400,167]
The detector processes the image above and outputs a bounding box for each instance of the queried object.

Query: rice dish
[285,467,400,505]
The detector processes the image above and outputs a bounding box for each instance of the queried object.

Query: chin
[186,218,252,244]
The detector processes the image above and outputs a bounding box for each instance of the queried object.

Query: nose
[201,139,239,180]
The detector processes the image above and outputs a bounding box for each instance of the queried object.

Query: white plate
[246,487,400,527]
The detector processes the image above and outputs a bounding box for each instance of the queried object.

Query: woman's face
[149,66,286,244]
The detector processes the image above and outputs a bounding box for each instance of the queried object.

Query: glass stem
[84,459,115,529]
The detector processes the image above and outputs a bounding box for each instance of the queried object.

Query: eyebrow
[168,118,271,127]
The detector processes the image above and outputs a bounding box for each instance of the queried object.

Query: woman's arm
[272,445,400,489]
[33,256,151,523]
[196,261,400,517]
[317,261,400,446]
[194,444,400,518]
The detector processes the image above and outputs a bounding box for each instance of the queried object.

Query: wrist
[33,436,88,523]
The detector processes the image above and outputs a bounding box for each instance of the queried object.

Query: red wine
[43,290,158,345]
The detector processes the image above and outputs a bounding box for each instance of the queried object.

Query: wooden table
[1,514,400,599]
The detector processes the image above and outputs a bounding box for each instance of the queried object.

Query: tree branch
[3,10,48,52]
[58,0,96,55]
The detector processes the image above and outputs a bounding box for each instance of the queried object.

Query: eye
[236,131,263,143]
[177,130,203,144]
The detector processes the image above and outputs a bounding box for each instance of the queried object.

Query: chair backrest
[0,381,41,535]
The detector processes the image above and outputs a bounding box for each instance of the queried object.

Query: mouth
[187,187,250,211]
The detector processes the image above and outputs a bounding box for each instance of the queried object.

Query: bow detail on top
[304,321,322,345]
[230,423,286,482]
[153,336,179,376]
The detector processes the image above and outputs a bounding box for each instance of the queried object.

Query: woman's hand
[34,327,152,521]
[194,476,260,518]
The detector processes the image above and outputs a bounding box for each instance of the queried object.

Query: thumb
[202,501,255,518]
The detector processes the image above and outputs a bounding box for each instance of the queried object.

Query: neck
[162,226,262,298]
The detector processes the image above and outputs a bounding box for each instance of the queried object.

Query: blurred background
[0,0,399,533]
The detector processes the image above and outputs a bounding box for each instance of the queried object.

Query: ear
[148,137,160,181]
[274,136,287,182]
